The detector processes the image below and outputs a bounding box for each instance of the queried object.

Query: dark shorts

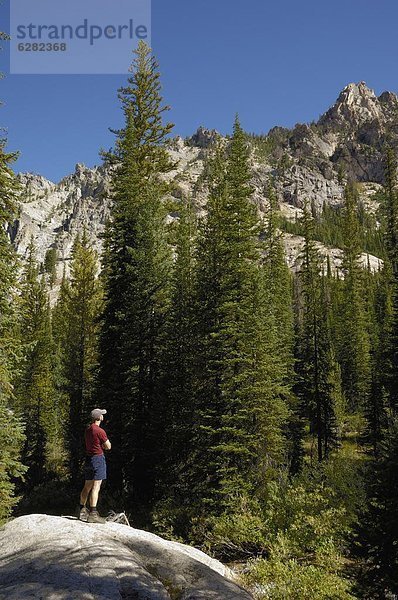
[84,454,107,481]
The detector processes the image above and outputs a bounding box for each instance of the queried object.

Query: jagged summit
[341,81,377,101]
[189,125,219,148]
[378,90,398,106]
[318,81,398,132]
[319,81,384,128]
[11,80,391,295]
[17,171,55,191]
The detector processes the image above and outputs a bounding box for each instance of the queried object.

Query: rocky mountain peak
[378,89,398,108]
[319,81,383,129]
[343,81,376,101]
[189,126,219,148]
[17,172,54,195]
[11,81,389,300]
[74,162,88,177]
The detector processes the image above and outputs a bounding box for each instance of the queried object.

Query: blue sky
[1,0,398,182]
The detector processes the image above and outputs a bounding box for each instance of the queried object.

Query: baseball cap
[91,408,107,421]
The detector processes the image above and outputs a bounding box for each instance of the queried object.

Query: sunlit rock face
[13,81,393,290]
[0,514,252,600]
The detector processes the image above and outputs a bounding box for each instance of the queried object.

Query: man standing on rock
[79,408,111,523]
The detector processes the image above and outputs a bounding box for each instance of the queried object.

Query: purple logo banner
[10,0,151,74]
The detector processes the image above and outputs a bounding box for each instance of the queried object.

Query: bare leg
[90,480,102,508]
[80,480,94,506]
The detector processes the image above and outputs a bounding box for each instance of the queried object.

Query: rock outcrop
[319,81,384,129]
[13,164,113,276]
[11,81,393,287]
[0,514,252,600]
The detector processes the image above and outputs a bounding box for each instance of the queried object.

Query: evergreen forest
[3,40,398,599]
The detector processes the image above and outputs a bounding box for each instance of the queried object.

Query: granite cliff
[11,81,392,286]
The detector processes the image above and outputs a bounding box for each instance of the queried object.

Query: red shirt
[85,423,108,456]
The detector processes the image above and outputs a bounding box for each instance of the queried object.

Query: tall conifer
[337,182,371,412]
[382,148,398,410]
[54,232,102,483]
[15,242,59,483]
[98,41,174,516]
[162,196,197,495]
[192,118,288,515]
[0,131,26,520]
[263,185,297,466]
[295,204,341,461]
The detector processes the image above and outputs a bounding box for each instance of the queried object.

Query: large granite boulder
[0,514,252,600]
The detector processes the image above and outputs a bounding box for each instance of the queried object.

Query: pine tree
[337,182,371,412]
[361,262,390,453]
[192,118,288,516]
[381,148,398,410]
[52,266,70,351]
[54,232,102,483]
[295,203,341,461]
[161,196,197,498]
[98,41,174,516]
[356,418,398,598]
[263,184,295,383]
[0,134,26,521]
[15,242,60,484]
[44,248,57,288]
[318,275,344,455]
[263,184,298,469]
[384,147,398,272]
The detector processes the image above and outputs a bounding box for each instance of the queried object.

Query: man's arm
[99,428,111,450]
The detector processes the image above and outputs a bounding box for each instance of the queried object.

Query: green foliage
[191,453,363,595]
[380,147,398,410]
[0,404,26,524]
[264,474,347,560]
[159,195,198,506]
[280,200,385,258]
[335,183,371,413]
[53,231,102,483]
[363,264,391,452]
[191,500,266,562]
[98,41,174,517]
[191,118,289,518]
[262,185,297,468]
[15,242,63,484]
[382,148,398,271]
[355,419,398,598]
[294,203,343,461]
[44,247,57,287]
[244,556,355,600]
[263,184,295,403]
[242,456,363,599]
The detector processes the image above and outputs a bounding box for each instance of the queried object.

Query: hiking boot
[79,506,89,522]
[87,510,106,524]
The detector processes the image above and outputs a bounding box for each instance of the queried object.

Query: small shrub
[15,479,75,516]
[201,495,268,560]
[243,556,355,600]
